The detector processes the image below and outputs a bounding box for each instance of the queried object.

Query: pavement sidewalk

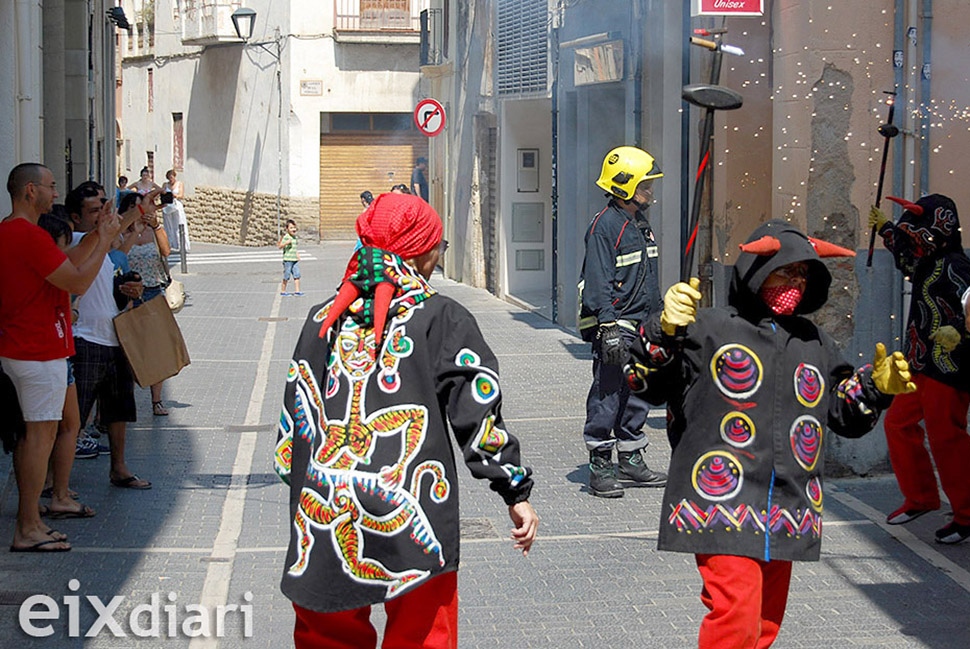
[0,241,967,648]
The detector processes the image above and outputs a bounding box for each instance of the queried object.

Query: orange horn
[370,282,396,355]
[808,237,856,258]
[885,196,923,216]
[739,235,781,255]
[318,282,360,339]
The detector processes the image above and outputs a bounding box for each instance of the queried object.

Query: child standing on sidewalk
[279,219,302,296]
[630,220,915,648]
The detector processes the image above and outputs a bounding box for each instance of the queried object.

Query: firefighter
[578,146,667,498]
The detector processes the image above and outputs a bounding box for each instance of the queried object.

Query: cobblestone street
[0,241,967,648]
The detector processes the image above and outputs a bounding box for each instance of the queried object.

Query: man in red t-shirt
[0,163,120,552]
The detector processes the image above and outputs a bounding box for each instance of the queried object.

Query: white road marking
[831,490,970,594]
[188,290,282,649]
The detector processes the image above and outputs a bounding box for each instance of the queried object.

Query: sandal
[152,401,169,416]
[110,475,152,490]
[41,487,79,500]
[46,503,96,519]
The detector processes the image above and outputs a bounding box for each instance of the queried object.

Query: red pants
[884,374,970,525]
[293,571,458,649]
[695,554,793,649]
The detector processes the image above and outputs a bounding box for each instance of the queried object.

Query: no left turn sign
[414,99,446,137]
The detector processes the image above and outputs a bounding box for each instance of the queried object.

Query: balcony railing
[181,0,244,46]
[335,0,429,32]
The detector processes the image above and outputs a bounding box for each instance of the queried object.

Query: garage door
[319,134,429,240]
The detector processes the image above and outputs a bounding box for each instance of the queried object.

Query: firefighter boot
[588,448,624,498]
[617,449,667,487]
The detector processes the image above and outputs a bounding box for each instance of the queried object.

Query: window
[172,113,184,171]
[331,113,416,132]
[148,68,153,112]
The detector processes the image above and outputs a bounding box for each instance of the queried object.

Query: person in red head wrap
[275,192,538,649]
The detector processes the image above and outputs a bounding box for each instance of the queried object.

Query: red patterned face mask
[760,285,804,316]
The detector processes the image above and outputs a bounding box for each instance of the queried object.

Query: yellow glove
[660,278,702,336]
[869,205,889,231]
[872,342,916,395]
[929,325,962,353]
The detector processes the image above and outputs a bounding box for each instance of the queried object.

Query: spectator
[35,211,96,518]
[127,193,173,415]
[161,170,190,251]
[278,219,302,296]
[129,166,160,195]
[0,164,119,551]
[117,176,128,205]
[67,181,159,491]
[390,184,411,195]
[359,190,374,208]
[411,156,429,201]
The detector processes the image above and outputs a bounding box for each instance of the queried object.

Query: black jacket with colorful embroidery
[637,221,892,562]
[274,260,532,613]
[877,193,970,392]
[578,201,662,338]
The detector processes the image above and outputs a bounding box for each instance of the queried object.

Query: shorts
[72,338,136,426]
[67,358,75,386]
[0,357,68,422]
[283,260,301,281]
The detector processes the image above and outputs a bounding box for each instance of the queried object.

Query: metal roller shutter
[319,134,429,240]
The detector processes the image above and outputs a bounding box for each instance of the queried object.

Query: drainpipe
[550,1,561,324]
[633,0,643,144]
[919,0,931,195]
[15,0,42,162]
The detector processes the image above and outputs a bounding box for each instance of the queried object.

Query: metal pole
[276,29,282,241]
[550,2,561,324]
[179,224,188,273]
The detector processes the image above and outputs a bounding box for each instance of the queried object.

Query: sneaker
[83,423,101,439]
[280,292,290,296]
[96,442,111,455]
[935,521,970,544]
[886,505,936,525]
[75,437,98,460]
[293,292,305,296]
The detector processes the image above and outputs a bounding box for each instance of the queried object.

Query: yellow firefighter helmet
[595,146,663,200]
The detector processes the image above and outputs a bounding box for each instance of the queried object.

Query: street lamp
[231,7,257,41]
[231,7,284,241]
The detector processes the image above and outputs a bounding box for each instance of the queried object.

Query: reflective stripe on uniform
[617,319,637,332]
[615,250,642,267]
[646,245,659,258]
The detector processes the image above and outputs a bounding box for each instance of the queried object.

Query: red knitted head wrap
[321,194,443,349]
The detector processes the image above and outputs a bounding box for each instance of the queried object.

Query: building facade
[118,0,431,245]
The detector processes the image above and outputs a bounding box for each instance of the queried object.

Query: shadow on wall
[186,46,242,171]
[333,43,420,72]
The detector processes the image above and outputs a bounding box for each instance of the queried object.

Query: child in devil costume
[274,193,538,648]
[627,220,915,648]
[870,194,970,544]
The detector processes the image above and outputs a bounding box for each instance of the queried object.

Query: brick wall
[182,186,319,246]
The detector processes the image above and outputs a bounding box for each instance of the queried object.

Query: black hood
[886,193,961,274]
[729,220,832,317]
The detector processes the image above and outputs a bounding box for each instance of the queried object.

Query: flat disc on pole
[682,84,743,110]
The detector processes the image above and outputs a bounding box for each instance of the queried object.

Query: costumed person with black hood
[870,194,970,544]
[274,193,538,648]
[627,220,915,648]
[578,146,667,498]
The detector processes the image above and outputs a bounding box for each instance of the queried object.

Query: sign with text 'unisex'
[692,0,764,16]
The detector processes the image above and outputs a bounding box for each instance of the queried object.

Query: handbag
[153,223,185,313]
[113,295,191,388]
[165,278,185,313]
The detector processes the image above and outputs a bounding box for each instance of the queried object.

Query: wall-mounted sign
[574,40,624,87]
[414,98,446,137]
[300,80,323,96]
[692,0,764,16]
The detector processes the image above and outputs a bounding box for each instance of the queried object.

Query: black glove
[599,324,629,366]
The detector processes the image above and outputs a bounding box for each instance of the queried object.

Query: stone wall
[182,186,319,246]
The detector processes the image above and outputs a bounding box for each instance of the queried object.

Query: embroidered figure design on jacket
[719,412,755,448]
[283,312,451,599]
[668,500,821,538]
[794,363,824,408]
[789,416,823,471]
